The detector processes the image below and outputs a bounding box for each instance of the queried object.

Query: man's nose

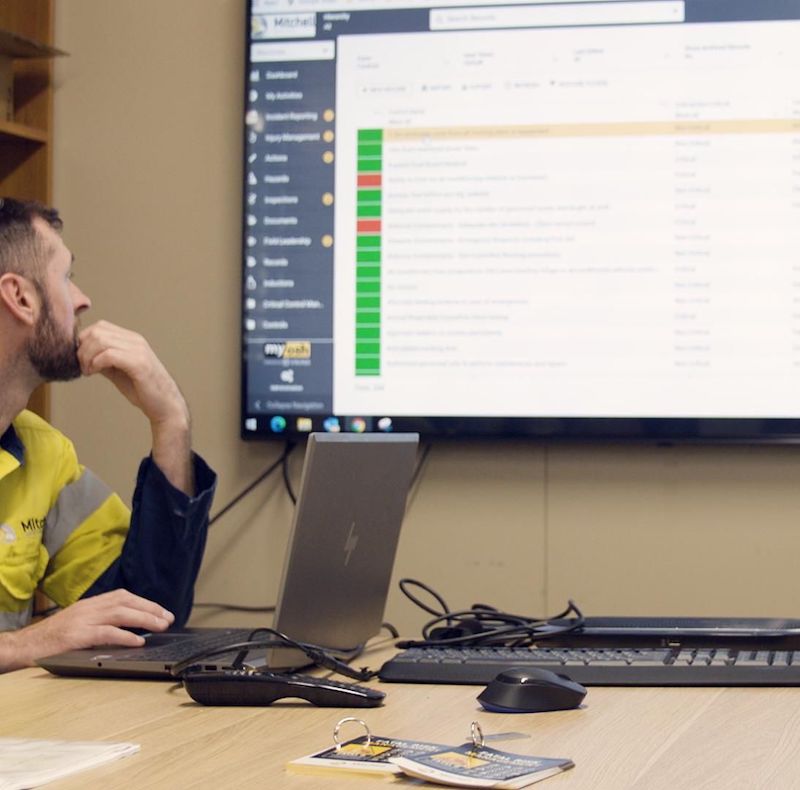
[72,283,92,313]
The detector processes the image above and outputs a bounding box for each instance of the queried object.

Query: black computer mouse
[477,667,587,713]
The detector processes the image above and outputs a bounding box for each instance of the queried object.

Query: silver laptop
[37,432,419,679]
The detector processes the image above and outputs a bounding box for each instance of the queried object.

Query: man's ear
[0,272,39,326]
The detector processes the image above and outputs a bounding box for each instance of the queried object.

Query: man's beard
[27,291,81,382]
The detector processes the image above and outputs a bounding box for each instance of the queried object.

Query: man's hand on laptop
[0,589,174,673]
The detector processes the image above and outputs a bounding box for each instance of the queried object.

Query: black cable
[398,577,451,619]
[36,445,295,618]
[214,436,425,521]
[408,442,432,495]
[244,627,371,679]
[381,621,400,639]
[417,601,583,647]
[282,449,297,504]
[169,627,374,681]
[396,578,585,648]
[208,441,295,527]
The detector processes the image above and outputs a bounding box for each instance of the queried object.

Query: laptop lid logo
[344,521,359,566]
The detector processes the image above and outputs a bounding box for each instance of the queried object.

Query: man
[0,198,216,672]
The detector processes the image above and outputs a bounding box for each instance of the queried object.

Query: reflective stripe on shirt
[43,469,114,557]
[1,410,130,616]
[40,495,130,609]
[0,602,33,631]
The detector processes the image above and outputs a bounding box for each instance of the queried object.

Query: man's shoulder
[13,410,72,451]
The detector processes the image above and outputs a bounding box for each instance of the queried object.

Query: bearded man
[0,198,216,672]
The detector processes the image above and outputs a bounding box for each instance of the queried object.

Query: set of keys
[289,718,574,788]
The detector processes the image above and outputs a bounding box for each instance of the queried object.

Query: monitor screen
[241,0,800,442]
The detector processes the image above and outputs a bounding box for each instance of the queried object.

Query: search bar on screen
[251,40,335,61]
[430,1,685,30]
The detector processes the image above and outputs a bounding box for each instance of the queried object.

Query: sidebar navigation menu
[243,39,336,432]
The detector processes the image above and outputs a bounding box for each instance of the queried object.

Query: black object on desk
[379,644,800,686]
[477,667,587,712]
[543,616,800,649]
[183,670,385,707]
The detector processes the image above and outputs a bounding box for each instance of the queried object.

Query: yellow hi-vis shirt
[0,410,129,631]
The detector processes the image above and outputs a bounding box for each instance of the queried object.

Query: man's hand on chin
[76,320,194,494]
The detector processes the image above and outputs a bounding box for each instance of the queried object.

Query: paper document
[0,737,140,789]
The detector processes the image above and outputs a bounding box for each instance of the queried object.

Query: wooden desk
[4,639,800,789]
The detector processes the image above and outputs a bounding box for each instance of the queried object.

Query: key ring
[470,720,485,750]
[333,717,372,751]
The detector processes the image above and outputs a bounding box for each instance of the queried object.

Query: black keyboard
[378,645,800,686]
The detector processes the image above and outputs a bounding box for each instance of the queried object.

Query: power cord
[396,578,585,648]
[279,439,430,511]
[282,450,297,504]
[408,442,431,497]
[169,627,374,681]
[208,440,296,527]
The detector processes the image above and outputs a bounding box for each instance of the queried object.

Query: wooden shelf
[0,0,54,420]
[0,118,48,143]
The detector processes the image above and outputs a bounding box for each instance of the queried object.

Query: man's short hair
[0,197,63,279]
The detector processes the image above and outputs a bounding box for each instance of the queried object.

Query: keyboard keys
[379,645,800,686]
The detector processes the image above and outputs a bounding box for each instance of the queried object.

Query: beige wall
[51,0,800,638]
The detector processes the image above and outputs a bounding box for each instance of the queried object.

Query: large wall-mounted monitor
[241,0,800,442]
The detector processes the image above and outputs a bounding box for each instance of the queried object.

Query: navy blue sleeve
[82,453,217,626]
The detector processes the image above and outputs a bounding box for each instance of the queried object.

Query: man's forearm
[150,415,195,496]
[0,622,67,673]
[0,591,176,673]
[85,452,216,627]
[0,629,33,672]
[75,321,197,496]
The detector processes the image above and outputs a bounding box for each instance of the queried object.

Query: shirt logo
[1,524,16,543]
[20,516,46,534]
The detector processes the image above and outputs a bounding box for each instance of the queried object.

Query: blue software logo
[270,415,287,433]
[323,416,341,433]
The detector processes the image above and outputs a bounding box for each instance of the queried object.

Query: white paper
[0,737,140,789]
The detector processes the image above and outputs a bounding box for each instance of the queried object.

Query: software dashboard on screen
[241,0,800,441]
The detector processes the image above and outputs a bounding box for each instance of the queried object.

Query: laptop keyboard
[378,645,800,686]
[109,629,254,662]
